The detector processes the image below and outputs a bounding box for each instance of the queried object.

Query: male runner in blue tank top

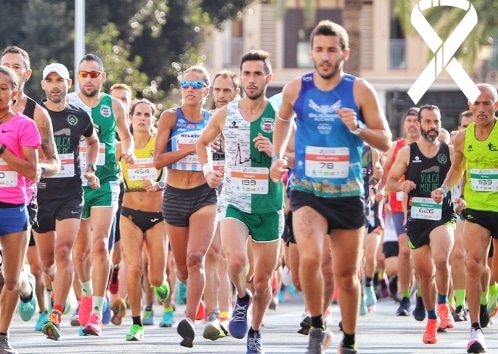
[270,20,392,354]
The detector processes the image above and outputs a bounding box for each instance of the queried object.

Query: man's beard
[421,127,439,142]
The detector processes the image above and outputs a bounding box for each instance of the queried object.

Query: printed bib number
[410,197,442,221]
[127,158,157,181]
[80,142,105,166]
[231,166,269,194]
[470,169,498,191]
[305,146,349,178]
[0,158,17,187]
[47,153,75,178]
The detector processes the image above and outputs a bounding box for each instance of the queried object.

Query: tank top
[220,100,283,213]
[405,142,454,220]
[291,72,364,198]
[68,93,119,183]
[463,121,498,211]
[389,139,406,213]
[166,108,210,171]
[121,135,164,192]
[22,96,38,201]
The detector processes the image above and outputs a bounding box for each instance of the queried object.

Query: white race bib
[46,153,74,178]
[410,197,442,221]
[0,158,17,187]
[470,169,498,191]
[127,158,157,181]
[305,146,349,178]
[230,166,269,194]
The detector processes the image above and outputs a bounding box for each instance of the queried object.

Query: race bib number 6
[410,197,442,221]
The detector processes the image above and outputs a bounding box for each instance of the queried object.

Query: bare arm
[153,109,196,169]
[196,107,226,167]
[353,78,392,152]
[83,129,100,189]
[33,104,60,177]
[113,97,135,164]
[386,146,410,193]
[1,146,38,181]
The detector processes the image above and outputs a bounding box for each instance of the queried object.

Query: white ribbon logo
[408,0,480,104]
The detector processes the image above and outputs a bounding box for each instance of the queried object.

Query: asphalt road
[8,292,498,353]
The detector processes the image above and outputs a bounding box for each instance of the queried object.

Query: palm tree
[393,0,498,73]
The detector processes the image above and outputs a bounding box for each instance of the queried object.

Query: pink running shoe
[79,295,92,326]
[83,313,103,336]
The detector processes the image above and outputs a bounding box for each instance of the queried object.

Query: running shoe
[365,285,377,308]
[413,295,426,321]
[298,313,311,335]
[467,327,487,353]
[111,298,127,326]
[359,293,367,316]
[423,318,439,344]
[438,303,455,330]
[79,295,92,326]
[35,311,48,331]
[177,318,195,348]
[453,305,468,322]
[396,297,411,316]
[306,328,325,354]
[229,290,252,339]
[0,334,16,354]
[337,342,358,354]
[42,310,62,341]
[125,324,144,341]
[479,304,490,328]
[176,282,187,305]
[487,294,497,315]
[203,311,225,341]
[142,308,154,326]
[159,308,175,327]
[153,283,171,303]
[70,305,80,326]
[102,296,111,325]
[83,313,103,336]
[246,330,264,354]
[109,265,119,295]
[19,273,37,321]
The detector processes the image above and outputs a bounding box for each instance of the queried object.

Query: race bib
[127,158,157,181]
[305,146,349,178]
[470,169,498,191]
[80,142,105,166]
[410,197,442,221]
[230,166,269,194]
[46,153,74,178]
[0,158,17,187]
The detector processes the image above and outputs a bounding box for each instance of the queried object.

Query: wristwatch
[0,144,6,156]
[351,120,366,135]
[86,163,96,172]
[158,181,165,190]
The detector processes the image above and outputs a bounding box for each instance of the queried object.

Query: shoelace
[231,303,248,322]
[248,334,262,350]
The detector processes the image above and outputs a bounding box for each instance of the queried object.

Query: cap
[42,63,70,80]
[405,107,420,117]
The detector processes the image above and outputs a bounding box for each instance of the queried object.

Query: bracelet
[439,185,448,197]
[202,163,213,177]
[271,154,281,163]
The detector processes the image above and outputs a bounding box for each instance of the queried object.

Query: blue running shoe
[365,286,377,308]
[142,308,154,326]
[176,282,187,305]
[246,330,264,354]
[160,308,175,327]
[35,311,48,331]
[102,296,111,325]
[19,273,37,321]
[229,290,252,339]
[413,295,426,321]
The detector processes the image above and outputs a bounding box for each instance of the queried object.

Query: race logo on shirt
[100,104,112,118]
[260,118,274,133]
[67,114,78,126]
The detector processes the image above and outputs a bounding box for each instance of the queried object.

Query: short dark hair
[240,50,272,75]
[79,53,104,71]
[2,46,31,69]
[459,110,473,126]
[213,70,240,90]
[310,20,349,50]
[417,104,440,122]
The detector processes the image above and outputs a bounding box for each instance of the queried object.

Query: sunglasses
[179,80,207,89]
[78,71,102,79]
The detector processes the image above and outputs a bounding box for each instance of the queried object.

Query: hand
[122,152,137,164]
[270,159,288,183]
[454,197,466,215]
[142,178,158,192]
[336,108,359,132]
[205,170,223,189]
[373,164,383,181]
[375,188,386,202]
[431,188,445,204]
[84,172,100,190]
[210,137,222,152]
[253,133,273,157]
[401,180,416,194]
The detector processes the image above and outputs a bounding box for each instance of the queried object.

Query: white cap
[42,63,70,80]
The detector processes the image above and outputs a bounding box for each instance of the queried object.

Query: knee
[128,262,144,280]
[252,275,272,295]
[186,251,204,270]
[91,238,108,256]
[227,253,247,274]
[334,273,358,292]
[148,273,164,288]
[465,257,484,275]
[299,252,321,270]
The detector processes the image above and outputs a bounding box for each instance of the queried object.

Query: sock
[53,304,64,313]
[80,281,93,297]
[454,289,466,308]
[132,316,142,326]
[342,331,356,348]
[365,276,373,288]
[310,315,323,329]
[402,290,410,299]
[220,311,230,319]
[480,290,489,306]
[164,306,174,313]
[427,309,437,319]
[92,296,104,316]
[239,292,251,303]
[472,322,481,330]
[437,294,448,305]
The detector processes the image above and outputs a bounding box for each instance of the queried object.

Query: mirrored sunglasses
[179,80,207,89]
[78,71,102,79]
